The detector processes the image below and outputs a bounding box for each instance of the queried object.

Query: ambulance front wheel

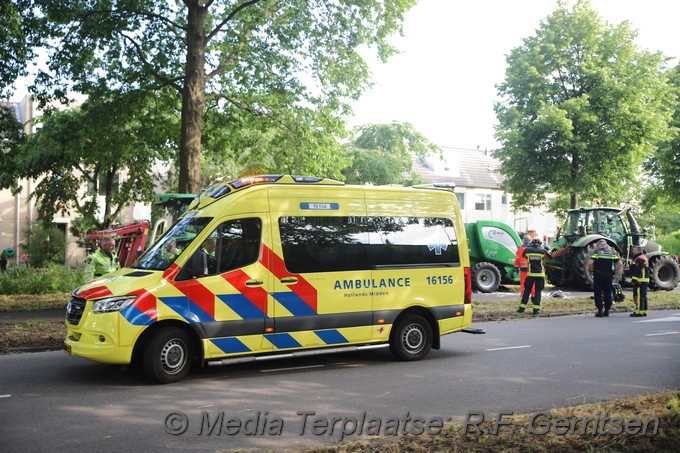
[389,314,432,361]
[142,327,193,384]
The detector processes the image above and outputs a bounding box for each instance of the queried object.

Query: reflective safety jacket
[514,245,529,270]
[631,253,649,283]
[522,245,552,277]
[591,248,619,278]
[84,248,120,282]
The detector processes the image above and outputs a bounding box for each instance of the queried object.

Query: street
[1,310,678,451]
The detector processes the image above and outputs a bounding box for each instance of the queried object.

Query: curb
[6,345,63,354]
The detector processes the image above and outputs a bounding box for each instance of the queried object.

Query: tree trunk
[178,2,208,194]
[570,193,578,209]
[570,151,580,209]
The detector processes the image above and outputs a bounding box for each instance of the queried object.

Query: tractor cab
[562,207,627,252]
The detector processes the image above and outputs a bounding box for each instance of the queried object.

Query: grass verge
[0,321,65,353]
[300,391,680,452]
[0,293,70,312]
[472,288,680,321]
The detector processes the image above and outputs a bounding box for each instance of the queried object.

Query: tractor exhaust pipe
[626,208,644,246]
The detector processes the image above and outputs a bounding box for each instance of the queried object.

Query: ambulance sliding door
[270,214,374,351]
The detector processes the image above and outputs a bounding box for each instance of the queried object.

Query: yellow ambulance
[64,175,477,383]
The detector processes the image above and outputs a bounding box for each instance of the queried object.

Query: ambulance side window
[368,217,459,267]
[216,218,262,273]
[279,216,370,273]
[278,216,459,273]
[178,218,261,279]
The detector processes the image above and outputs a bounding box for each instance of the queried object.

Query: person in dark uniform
[630,245,649,317]
[587,239,621,317]
[517,238,553,315]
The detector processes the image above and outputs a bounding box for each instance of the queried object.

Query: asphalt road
[1,310,679,451]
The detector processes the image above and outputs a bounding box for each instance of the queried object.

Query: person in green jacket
[84,237,120,282]
[0,247,14,272]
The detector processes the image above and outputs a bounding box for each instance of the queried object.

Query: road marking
[486,345,531,351]
[644,331,679,337]
[260,364,324,373]
[0,395,11,399]
[376,392,391,398]
[636,316,680,323]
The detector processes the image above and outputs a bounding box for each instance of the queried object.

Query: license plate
[64,343,72,355]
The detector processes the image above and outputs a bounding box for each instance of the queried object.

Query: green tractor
[465,220,522,293]
[545,207,680,290]
[149,193,197,244]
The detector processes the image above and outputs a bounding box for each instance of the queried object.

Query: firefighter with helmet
[587,239,622,317]
[630,245,649,317]
[517,237,553,315]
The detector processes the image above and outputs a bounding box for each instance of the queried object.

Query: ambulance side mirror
[178,251,208,280]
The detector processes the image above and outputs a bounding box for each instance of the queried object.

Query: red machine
[87,221,150,268]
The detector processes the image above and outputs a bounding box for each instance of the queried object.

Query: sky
[349,0,680,151]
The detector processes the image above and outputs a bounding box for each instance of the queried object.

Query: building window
[455,193,465,210]
[474,194,492,211]
[501,193,508,205]
[88,173,120,196]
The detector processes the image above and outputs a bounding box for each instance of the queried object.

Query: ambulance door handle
[245,280,264,287]
[280,277,298,284]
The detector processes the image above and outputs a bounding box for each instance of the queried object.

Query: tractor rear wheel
[570,244,597,289]
[571,243,623,290]
[648,255,680,291]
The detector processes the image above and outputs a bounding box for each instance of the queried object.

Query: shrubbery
[26,225,67,267]
[0,264,83,295]
[657,230,680,256]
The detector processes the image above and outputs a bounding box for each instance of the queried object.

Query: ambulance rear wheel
[390,314,432,361]
[142,327,193,384]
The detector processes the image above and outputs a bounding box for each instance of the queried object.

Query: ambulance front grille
[66,298,86,325]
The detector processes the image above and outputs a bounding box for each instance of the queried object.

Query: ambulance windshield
[132,215,212,271]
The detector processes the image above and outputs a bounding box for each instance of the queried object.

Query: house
[413,146,558,240]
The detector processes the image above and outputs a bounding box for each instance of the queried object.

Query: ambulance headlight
[92,296,137,314]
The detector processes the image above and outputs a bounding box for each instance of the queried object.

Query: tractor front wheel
[648,255,680,291]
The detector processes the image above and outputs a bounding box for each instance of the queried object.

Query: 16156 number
[426,275,453,285]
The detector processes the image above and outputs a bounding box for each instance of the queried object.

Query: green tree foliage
[494,0,673,210]
[24,0,417,193]
[343,122,438,185]
[0,104,26,193]
[25,225,66,267]
[0,1,38,97]
[4,90,177,229]
[647,63,680,203]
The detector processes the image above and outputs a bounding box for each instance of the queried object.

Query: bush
[26,225,66,267]
[657,230,680,256]
[0,264,83,295]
